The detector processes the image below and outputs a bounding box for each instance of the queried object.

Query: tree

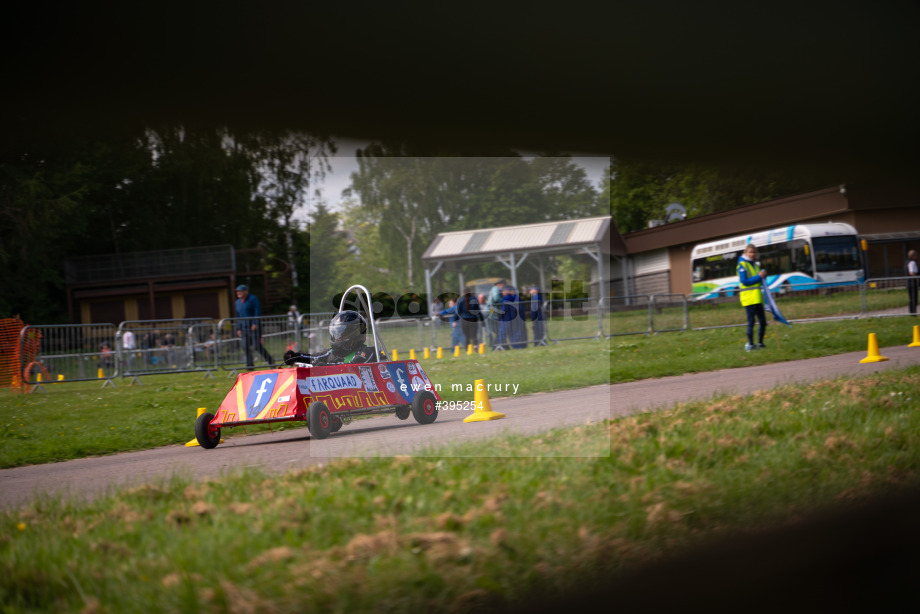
[608,157,825,233]
[307,201,350,313]
[247,131,336,292]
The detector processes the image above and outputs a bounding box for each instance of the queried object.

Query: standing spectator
[430,295,444,331]
[235,284,274,368]
[498,285,528,350]
[99,341,114,370]
[528,285,547,346]
[907,249,919,315]
[288,305,301,330]
[437,299,464,349]
[486,279,506,348]
[121,328,136,371]
[456,286,483,348]
[738,244,768,351]
[162,333,177,367]
[506,286,528,349]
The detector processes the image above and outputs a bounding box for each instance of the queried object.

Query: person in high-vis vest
[738,244,768,351]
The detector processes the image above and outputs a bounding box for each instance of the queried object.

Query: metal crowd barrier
[686,280,867,330]
[19,323,119,390]
[215,315,295,374]
[650,294,688,333]
[17,277,920,393]
[376,316,426,355]
[116,319,215,383]
[863,276,917,318]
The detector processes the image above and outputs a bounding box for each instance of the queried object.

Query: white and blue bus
[691,223,863,298]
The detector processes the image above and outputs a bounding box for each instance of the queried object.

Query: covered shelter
[421,215,626,311]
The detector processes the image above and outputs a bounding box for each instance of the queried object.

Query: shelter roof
[422,216,624,263]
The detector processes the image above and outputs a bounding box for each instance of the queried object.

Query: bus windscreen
[812,236,860,272]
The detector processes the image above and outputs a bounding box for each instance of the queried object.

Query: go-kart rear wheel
[411,391,438,425]
[308,401,332,439]
[330,415,343,433]
[395,405,411,420]
[195,412,221,449]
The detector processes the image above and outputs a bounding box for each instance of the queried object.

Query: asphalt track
[3,345,920,509]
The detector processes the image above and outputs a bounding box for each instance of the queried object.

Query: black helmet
[329,311,367,354]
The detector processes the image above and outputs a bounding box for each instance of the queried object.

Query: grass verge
[2,367,918,612]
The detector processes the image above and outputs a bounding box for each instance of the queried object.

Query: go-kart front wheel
[195,412,221,449]
[411,391,438,425]
[308,401,332,439]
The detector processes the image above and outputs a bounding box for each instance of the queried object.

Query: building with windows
[65,245,290,324]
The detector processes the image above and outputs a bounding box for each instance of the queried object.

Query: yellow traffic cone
[453,345,461,357]
[392,348,399,361]
[909,325,920,348]
[410,348,417,359]
[478,343,485,355]
[423,347,430,359]
[859,333,889,363]
[463,379,506,422]
[467,344,473,355]
[36,373,42,383]
[97,368,104,379]
[57,374,64,381]
[186,407,223,446]
[436,347,443,359]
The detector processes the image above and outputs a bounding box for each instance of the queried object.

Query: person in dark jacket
[235,284,273,368]
[529,285,547,346]
[497,285,528,350]
[907,249,919,315]
[455,287,484,348]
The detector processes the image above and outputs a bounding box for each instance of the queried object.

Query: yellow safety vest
[739,259,763,306]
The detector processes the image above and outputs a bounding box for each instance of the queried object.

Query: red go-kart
[194,285,441,448]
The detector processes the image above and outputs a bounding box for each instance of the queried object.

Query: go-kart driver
[284,310,378,366]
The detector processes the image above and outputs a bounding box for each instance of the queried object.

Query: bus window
[812,236,860,272]
[790,239,813,275]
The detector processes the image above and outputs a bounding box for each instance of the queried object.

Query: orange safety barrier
[0,318,28,390]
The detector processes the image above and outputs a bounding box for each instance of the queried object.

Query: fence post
[648,297,654,334]
[596,296,604,338]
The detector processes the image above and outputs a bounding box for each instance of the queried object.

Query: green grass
[2,317,918,469]
[2,367,919,612]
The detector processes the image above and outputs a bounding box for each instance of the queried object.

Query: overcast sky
[300,138,610,225]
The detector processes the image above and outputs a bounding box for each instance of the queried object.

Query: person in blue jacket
[437,298,465,349]
[235,284,273,368]
[528,285,547,346]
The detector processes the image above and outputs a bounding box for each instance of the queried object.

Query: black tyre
[395,406,411,420]
[195,412,221,449]
[411,391,438,425]
[308,401,332,439]
[330,415,343,432]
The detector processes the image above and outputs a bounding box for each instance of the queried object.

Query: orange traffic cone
[859,333,889,363]
[463,379,506,422]
[909,325,920,348]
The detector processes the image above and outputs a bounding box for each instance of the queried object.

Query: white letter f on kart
[253,378,271,411]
